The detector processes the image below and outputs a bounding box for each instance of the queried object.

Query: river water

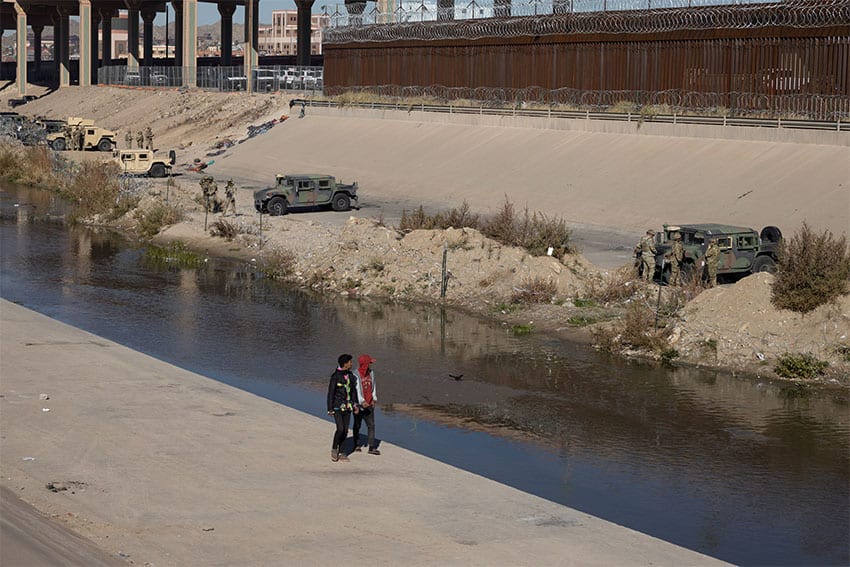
[1,182,848,566]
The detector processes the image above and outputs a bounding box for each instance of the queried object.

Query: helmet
[673,232,681,240]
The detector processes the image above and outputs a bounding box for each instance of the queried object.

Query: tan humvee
[112,149,176,178]
[47,117,117,152]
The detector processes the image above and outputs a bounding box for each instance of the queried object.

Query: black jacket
[327,368,357,412]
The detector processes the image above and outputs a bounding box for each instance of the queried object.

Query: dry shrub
[481,197,573,258]
[0,143,58,186]
[399,202,480,231]
[593,303,670,353]
[135,202,184,238]
[209,218,238,240]
[259,247,297,279]
[62,161,123,218]
[584,266,644,304]
[771,222,850,313]
[510,276,557,304]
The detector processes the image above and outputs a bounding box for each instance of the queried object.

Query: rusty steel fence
[322,0,850,120]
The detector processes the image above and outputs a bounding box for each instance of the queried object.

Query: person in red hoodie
[353,354,380,455]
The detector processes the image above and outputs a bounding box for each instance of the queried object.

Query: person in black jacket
[327,354,359,462]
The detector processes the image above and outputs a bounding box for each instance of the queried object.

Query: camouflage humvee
[112,149,176,177]
[653,223,782,284]
[253,174,358,216]
[47,117,117,152]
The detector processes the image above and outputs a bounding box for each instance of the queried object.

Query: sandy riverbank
[0,299,728,565]
[4,85,850,380]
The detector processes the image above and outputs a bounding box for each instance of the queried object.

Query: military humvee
[113,149,176,177]
[253,174,359,216]
[47,117,117,152]
[653,223,782,283]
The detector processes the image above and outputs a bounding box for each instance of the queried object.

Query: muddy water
[1,182,848,566]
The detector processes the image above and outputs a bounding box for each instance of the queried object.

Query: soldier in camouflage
[125,129,133,149]
[222,179,237,216]
[704,238,720,287]
[199,176,220,213]
[144,126,153,150]
[136,130,145,150]
[635,229,657,281]
[669,232,684,286]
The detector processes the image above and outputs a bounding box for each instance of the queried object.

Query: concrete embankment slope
[215,107,850,238]
[0,299,727,566]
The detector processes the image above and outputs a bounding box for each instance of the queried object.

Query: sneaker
[353,445,362,452]
[368,448,381,455]
[331,449,339,462]
[338,453,350,462]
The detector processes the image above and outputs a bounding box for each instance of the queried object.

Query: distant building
[258,10,328,56]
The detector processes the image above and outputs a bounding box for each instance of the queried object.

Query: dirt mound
[673,273,850,377]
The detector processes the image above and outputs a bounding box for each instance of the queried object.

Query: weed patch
[135,202,184,238]
[143,241,204,268]
[510,276,557,304]
[259,247,297,279]
[774,352,829,380]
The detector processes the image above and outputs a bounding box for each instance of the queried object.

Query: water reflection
[1,182,847,566]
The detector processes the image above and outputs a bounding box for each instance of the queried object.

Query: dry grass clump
[62,161,123,219]
[398,197,572,258]
[0,143,59,187]
[259,247,297,280]
[771,222,850,313]
[209,218,239,240]
[135,202,184,238]
[584,266,645,304]
[592,302,670,353]
[510,276,558,304]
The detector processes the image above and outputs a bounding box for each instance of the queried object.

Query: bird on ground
[449,374,464,381]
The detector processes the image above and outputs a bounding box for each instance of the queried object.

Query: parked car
[279,68,298,89]
[253,69,277,91]
[113,149,176,178]
[653,223,782,283]
[300,69,319,90]
[124,71,141,85]
[254,174,359,215]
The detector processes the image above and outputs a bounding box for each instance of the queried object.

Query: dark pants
[332,410,351,451]
[353,406,376,450]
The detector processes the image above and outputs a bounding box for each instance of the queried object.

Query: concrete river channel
[1,182,848,566]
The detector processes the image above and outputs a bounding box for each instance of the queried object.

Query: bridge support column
[79,0,92,86]
[101,9,113,65]
[218,2,236,66]
[14,1,27,95]
[181,0,197,87]
[32,24,44,76]
[295,0,314,67]
[57,7,71,87]
[142,7,156,67]
[126,2,140,70]
[172,0,182,69]
[243,0,257,91]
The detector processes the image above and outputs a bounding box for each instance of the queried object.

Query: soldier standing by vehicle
[125,129,133,149]
[704,239,720,287]
[223,179,237,216]
[136,130,145,149]
[635,229,657,281]
[77,126,85,151]
[199,176,220,213]
[63,124,73,150]
[144,126,153,150]
[669,232,684,286]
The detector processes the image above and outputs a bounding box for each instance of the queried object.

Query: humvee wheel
[331,193,351,212]
[149,163,166,178]
[97,138,113,152]
[51,138,66,151]
[268,196,288,216]
[752,255,776,274]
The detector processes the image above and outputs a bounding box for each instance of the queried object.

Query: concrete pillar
[142,7,156,67]
[126,2,140,70]
[101,9,113,65]
[79,0,92,86]
[295,0,314,68]
[243,0,257,90]
[57,7,71,87]
[91,10,100,84]
[181,0,197,87]
[494,0,510,17]
[437,0,454,21]
[32,24,44,74]
[173,0,183,68]
[51,13,60,75]
[218,2,235,66]
[14,2,27,96]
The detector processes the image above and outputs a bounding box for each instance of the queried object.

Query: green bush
[143,241,204,269]
[774,352,829,380]
[771,222,850,313]
[259,247,297,280]
[135,202,184,238]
